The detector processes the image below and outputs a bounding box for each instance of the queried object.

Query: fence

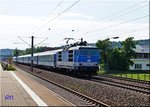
[98,69,150,81]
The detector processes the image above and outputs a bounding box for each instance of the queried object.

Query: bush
[7,65,16,71]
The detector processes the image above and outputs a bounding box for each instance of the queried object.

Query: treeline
[13,46,46,56]
[96,37,138,72]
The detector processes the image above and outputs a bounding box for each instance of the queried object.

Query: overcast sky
[0,0,149,50]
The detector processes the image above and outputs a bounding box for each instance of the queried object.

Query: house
[130,45,150,71]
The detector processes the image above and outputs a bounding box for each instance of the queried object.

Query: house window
[137,53,142,58]
[146,64,150,66]
[144,53,148,58]
[135,64,142,69]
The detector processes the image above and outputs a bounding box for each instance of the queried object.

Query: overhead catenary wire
[94,24,148,38]
[33,0,80,33]
[74,0,148,31]
[82,28,148,44]
[18,0,148,48]
[32,0,64,31]
[104,28,148,38]
[17,36,49,48]
[34,38,48,46]
[18,36,31,46]
[87,4,148,29]
[55,0,148,37]
[20,0,65,38]
[18,0,79,47]
[79,15,148,36]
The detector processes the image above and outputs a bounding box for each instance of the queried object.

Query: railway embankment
[13,63,150,106]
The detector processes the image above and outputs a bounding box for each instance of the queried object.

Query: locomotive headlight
[94,63,98,66]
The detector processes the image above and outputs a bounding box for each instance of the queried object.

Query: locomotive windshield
[79,49,99,56]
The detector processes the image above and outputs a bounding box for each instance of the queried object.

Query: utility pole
[107,44,109,73]
[16,48,18,66]
[17,36,48,72]
[31,36,34,72]
[106,37,119,72]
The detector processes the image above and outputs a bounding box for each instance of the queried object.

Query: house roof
[134,45,150,53]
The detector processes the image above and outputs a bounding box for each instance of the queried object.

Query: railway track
[90,77,150,95]
[12,63,150,106]
[13,63,110,107]
[98,74,150,85]
[12,62,150,95]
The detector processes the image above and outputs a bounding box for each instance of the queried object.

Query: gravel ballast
[15,64,150,106]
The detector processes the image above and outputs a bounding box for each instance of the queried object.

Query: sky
[0,0,149,50]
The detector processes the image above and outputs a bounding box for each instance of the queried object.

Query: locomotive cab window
[89,49,99,56]
[79,49,99,56]
[58,51,62,61]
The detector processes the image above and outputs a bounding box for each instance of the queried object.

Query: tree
[35,46,45,53]
[14,46,46,56]
[119,37,138,71]
[23,48,32,55]
[96,37,138,72]
[109,46,122,70]
[96,39,112,69]
[13,48,23,56]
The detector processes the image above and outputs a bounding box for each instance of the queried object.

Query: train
[13,40,100,76]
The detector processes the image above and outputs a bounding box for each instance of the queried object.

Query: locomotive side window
[69,50,73,62]
[76,50,78,56]
[58,51,62,61]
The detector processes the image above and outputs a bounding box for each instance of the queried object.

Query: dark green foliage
[13,48,23,56]
[34,46,45,53]
[109,46,122,70]
[13,46,46,56]
[96,39,112,69]
[120,37,138,70]
[96,37,138,72]
[90,39,149,48]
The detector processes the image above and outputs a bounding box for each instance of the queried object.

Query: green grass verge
[98,70,150,81]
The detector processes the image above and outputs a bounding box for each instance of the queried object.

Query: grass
[98,70,150,81]
[67,84,86,91]
[7,65,16,71]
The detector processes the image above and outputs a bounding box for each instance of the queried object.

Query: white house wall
[130,59,150,71]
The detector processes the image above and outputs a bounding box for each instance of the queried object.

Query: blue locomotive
[13,40,99,76]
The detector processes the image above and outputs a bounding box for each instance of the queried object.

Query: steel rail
[98,74,150,85]
[90,77,150,95]
[13,63,110,107]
